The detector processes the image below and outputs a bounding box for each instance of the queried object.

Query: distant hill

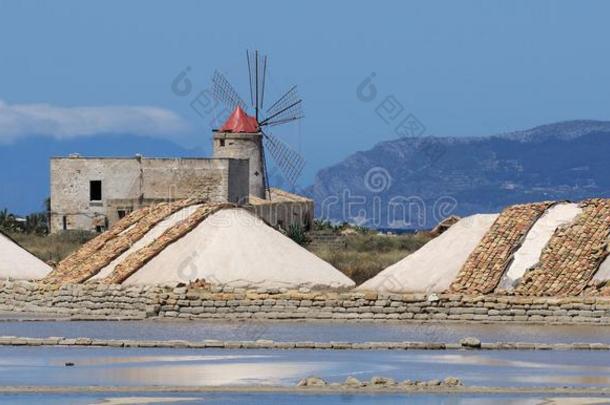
[307,120,610,229]
[0,135,205,215]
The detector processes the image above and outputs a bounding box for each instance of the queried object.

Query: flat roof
[249,188,313,205]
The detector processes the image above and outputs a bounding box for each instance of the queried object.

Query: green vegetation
[306,221,432,285]
[1,199,96,263]
[0,208,48,235]
[287,223,309,246]
[312,219,368,234]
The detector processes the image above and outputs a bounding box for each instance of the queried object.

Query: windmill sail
[211,70,247,112]
[260,86,303,126]
[263,132,306,188]
[247,50,268,121]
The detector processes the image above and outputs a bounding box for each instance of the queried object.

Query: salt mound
[0,231,51,280]
[121,208,355,289]
[358,214,498,293]
[497,203,582,291]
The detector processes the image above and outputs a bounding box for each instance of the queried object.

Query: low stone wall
[2,281,610,324]
[1,336,610,351]
[0,281,162,319]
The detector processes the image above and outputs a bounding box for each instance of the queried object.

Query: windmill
[211,50,305,200]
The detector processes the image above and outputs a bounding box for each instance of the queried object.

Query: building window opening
[90,180,102,201]
[95,225,103,233]
[62,215,67,231]
[219,139,225,147]
[117,209,127,219]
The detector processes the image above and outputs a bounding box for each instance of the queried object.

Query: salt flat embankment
[2,281,610,325]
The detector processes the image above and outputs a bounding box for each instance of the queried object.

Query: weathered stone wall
[50,156,249,233]
[2,281,610,324]
[0,281,163,319]
[251,199,314,231]
[50,157,141,233]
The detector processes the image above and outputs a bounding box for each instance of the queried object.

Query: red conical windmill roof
[219,106,259,133]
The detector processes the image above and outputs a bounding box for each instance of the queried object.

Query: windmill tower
[212,50,305,200]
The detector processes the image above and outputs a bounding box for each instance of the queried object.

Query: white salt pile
[0,231,51,280]
[358,214,498,293]
[121,208,355,289]
[90,204,203,281]
[497,203,582,291]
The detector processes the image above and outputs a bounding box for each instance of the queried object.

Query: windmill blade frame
[262,131,306,188]
[211,70,247,113]
[260,54,267,112]
[260,99,303,127]
[265,85,299,115]
[263,115,305,127]
[246,50,255,108]
[247,50,269,122]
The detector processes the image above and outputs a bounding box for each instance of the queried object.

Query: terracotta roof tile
[102,203,234,284]
[517,198,610,296]
[449,202,552,294]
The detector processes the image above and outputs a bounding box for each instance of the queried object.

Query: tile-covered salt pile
[43,199,200,285]
[102,204,231,284]
[517,198,610,296]
[449,202,552,294]
[41,205,154,285]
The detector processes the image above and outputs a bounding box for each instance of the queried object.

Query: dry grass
[6,230,97,264]
[307,232,432,285]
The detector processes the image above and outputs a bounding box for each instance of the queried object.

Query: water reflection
[407,353,610,373]
[1,347,610,389]
[101,362,325,386]
[49,354,274,367]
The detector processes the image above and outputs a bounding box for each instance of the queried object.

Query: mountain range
[307,120,610,229]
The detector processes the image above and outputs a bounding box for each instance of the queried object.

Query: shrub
[287,223,309,246]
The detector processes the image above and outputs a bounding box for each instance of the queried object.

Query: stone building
[249,188,314,231]
[49,107,313,234]
[49,156,249,233]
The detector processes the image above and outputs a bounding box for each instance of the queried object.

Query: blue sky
[1,0,610,184]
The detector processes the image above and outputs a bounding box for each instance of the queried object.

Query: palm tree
[0,209,8,227]
[25,212,48,234]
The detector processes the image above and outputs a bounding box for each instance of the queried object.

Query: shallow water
[2,392,610,405]
[2,320,610,344]
[1,346,610,388]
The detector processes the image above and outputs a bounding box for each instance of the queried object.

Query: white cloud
[0,99,191,143]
